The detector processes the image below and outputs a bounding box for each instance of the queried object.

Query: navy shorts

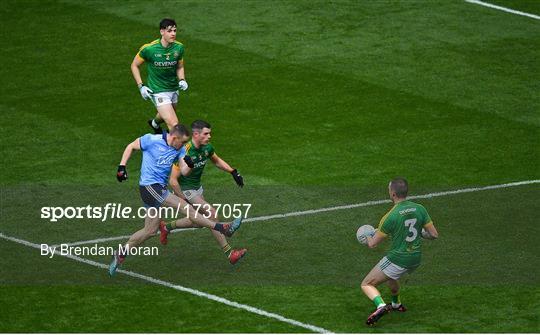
[139,184,170,208]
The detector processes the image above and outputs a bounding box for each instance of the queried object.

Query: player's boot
[147,119,162,135]
[108,251,125,277]
[388,303,407,312]
[366,305,390,325]
[222,217,243,237]
[229,248,247,265]
[159,220,169,245]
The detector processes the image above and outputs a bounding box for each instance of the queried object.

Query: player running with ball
[110,124,243,276]
[131,18,188,133]
[360,178,439,325]
[160,120,247,265]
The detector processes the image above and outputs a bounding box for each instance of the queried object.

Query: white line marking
[246,179,540,221]
[3,179,538,331]
[58,179,540,246]
[465,0,540,20]
[0,232,332,334]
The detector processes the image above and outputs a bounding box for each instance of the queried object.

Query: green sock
[391,294,400,306]
[373,295,386,309]
[165,222,175,232]
[222,244,232,257]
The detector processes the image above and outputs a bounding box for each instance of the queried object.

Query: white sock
[151,119,159,128]
[392,302,401,308]
[377,303,386,309]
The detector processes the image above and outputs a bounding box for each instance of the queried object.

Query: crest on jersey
[164,53,171,60]
[174,52,179,58]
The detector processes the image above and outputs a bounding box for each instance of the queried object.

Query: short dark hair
[191,120,211,132]
[160,18,176,30]
[170,123,189,137]
[390,177,408,198]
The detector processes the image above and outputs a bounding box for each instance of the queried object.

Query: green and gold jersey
[137,39,184,93]
[378,200,433,269]
[178,140,215,190]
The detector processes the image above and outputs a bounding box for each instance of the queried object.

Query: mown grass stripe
[0,232,333,334]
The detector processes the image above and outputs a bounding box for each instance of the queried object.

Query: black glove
[117,165,128,182]
[183,155,194,168]
[231,169,244,187]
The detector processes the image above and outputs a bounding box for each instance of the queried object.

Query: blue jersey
[139,132,186,186]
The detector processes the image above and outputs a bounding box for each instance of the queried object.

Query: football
[421,228,432,239]
[356,224,375,245]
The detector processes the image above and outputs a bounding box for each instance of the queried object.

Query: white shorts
[151,91,178,107]
[377,256,415,280]
[182,186,204,201]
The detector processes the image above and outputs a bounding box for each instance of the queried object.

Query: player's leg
[164,188,210,232]
[190,194,247,264]
[110,184,168,276]
[125,214,161,248]
[161,192,243,237]
[148,92,179,132]
[167,217,195,229]
[191,195,226,245]
[109,214,160,276]
[387,279,406,311]
[156,104,178,130]
[159,188,205,244]
[158,217,193,245]
[148,113,164,134]
[361,262,390,302]
[160,186,217,239]
[361,258,392,325]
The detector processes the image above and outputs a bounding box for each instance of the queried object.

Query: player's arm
[210,153,234,173]
[367,214,392,249]
[131,54,145,87]
[168,164,183,197]
[131,53,153,100]
[366,230,386,249]
[422,222,439,240]
[211,154,244,187]
[117,138,141,182]
[179,156,193,176]
[120,138,141,165]
[177,60,188,90]
[176,60,185,81]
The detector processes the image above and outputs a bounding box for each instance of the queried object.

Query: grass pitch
[1,0,539,332]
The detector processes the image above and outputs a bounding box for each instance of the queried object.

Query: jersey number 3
[404,218,418,242]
